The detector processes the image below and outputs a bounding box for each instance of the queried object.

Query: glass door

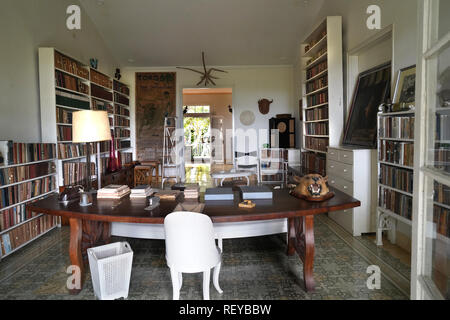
[412,0,450,300]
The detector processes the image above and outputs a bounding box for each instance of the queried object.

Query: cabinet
[327,146,373,236]
[269,117,296,148]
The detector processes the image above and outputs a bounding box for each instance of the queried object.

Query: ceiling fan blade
[210,68,228,73]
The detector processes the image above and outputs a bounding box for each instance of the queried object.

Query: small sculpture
[115,68,121,80]
[290,174,334,202]
[90,58,98,69]
[258,99,273,115]
[177,52,228,86]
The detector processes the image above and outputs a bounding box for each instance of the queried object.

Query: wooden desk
[27,187,360,294]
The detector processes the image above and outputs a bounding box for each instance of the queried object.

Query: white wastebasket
[87,241,133,300]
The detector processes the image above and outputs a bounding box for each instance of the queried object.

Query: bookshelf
[113,80,132,165]
[300,16,343,175]
[38,48,133,187]
[0,142,59,259]
[376,110,415,246]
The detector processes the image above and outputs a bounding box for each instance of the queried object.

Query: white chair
[234,150,260,183]
[164,211,223,300]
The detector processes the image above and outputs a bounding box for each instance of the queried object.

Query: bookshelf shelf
[55,86,90,98]
[304,86,329,97]
[376,111,415,246]
[304,35,327,57]
[0,141,59,259]
[304,69,328,83]
[39,47,133,188]
[301,17,343,176]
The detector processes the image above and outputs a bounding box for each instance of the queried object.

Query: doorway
[183,106,211,164]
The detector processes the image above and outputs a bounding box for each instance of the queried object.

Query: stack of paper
[130,185,153,199]
[184,184,199,199]
[97,184,131,199]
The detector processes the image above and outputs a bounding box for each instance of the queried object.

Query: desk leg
[82,221,111,262]
[287,215,315,292]
[68,218,84,295]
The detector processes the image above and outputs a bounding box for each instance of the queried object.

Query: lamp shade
[72,110,112,143]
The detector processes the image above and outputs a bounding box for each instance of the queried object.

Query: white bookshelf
[38,48,133,186]
[376,110,415,246]
[300,17,343,158]
[0,145,59,259]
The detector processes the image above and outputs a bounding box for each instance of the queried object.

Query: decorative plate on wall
[239,110,255,126]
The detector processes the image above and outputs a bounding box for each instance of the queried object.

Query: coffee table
[211,169,253,186]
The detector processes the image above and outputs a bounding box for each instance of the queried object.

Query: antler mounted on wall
[176,52,227,86]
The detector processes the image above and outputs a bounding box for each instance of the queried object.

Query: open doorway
[182,88,233,185]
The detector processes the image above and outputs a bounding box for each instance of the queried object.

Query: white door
[210,116,224,164]
[411,0,450,300]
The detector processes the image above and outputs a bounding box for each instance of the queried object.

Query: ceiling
[79,0,325,67]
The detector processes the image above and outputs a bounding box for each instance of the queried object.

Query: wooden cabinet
[327,146,373,236]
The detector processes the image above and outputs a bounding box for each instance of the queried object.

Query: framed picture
[343,62,391,149]
[393,65,416,105]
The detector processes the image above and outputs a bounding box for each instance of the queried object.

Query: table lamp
[73,110,112,205]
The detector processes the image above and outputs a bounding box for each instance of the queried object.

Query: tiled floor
[0,164,411,300]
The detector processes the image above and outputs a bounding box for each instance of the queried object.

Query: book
[204,188,234,201]
[239,185,273,200]
[130,185,153,198]
[97,184,131,199]
[153,190,181,200]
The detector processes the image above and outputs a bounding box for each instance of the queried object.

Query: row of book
[56,107,73,124]
[379,116,415,140]
[433,205,449,237]
[379,188,413,220]
[115,105,130,117]
[435,114,450,141]
[306,61,327,80]
[115,128,130,138]
[306,75,328,94]
[92,99,114,113]
[58,143,86,159]
[114,92,129,106]
[56,89,90,110]
[305,122,328,136]
[55,70,89,95]
[114,115,130,127]
[0,142,56,166]
[434,145,450,173]
[90,69,112,89]
[57,125,72,141]
[1,214,58,256]
[54,50,89,80]
[305,136,329,153]
[121,153,132,166]
[304,29,326,53]
[0,162,55,187]
[113,81,130,96]
[0,176,56,209]
[307,91,328,108]
[91,84,113,102]
[305,106,328,122]
[379,164,414,194]
[434,181,450,206]
[62,162,96,186]
[379,141,414,167]
[301,151,326,176]
[0,203,31,232]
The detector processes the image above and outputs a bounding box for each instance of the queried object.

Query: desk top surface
[27,187,360,224]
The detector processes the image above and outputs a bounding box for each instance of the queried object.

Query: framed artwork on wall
[392,65,416,111]
[342,62,391,149]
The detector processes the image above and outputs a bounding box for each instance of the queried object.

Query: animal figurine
[290,174,333,201]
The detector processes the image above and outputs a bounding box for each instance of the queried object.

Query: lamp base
[79,191,93,207]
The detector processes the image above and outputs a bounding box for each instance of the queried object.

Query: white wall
[121,65,295,161]
[0,0,118,143]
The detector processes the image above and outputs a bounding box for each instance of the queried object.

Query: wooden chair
[133,165,154,187]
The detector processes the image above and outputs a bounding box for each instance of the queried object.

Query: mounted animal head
[292,174,329,198]
[258,99,273,115]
